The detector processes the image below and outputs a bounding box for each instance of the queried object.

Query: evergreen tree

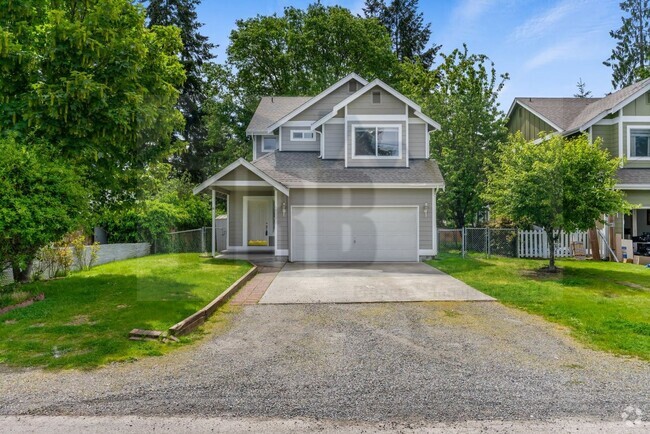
[604,0,650,88]
[363,0,440,68]
[574,78,592,98]
[145,0,216,182]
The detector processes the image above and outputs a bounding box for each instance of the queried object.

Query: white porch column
[632,209,638,237]
[211,189,216,257]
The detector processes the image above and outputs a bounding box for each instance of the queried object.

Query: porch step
[129,329,163,341]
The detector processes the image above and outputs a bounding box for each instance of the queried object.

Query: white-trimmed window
[352,125,401,158]
[290,130,316,141]
[629,127,650,158]
[262,136,278,152]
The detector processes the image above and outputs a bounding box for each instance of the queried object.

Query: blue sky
[196,0,623,110]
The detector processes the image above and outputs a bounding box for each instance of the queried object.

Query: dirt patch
[66,315,93,326]
[0,293,45,315]
[4,319,17,325]
[616,281,649,292]
[519,269,564,280]
[116,304,128,309]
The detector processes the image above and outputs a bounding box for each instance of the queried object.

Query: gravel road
[0,302,648,425]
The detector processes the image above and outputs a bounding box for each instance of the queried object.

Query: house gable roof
[509,78,650,135]
[193,158,289,195]
[246,96,312,135]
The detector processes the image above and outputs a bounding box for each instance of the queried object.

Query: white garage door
[291,206,418,262]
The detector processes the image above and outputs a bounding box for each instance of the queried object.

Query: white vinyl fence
[518,230,590,258]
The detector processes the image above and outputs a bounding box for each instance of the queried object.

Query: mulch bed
[0,293,45,316]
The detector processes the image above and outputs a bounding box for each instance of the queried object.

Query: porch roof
[617,168,650,189]
[193,158,289,195]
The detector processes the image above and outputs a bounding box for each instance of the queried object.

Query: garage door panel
[291,207,418,262]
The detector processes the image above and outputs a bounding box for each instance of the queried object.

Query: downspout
[314,130,323,158]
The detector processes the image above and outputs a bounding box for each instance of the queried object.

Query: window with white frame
[630,128,650,158]
[262,136,278,152]
[353,125,401,158]
[290,130,316,141]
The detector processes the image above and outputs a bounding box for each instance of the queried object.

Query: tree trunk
[11,260,33,283]
[589,227,601,261]
[547,229,556,271]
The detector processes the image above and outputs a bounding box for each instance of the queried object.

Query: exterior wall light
[282,201,287,217]
[424,202,429,218]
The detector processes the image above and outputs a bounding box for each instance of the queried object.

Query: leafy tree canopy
[0,0,185,206]
[484,133,631,270]
[0,134,88,282]
[604,0,650,88]
[363,0,440,68]
[399,45,509,228]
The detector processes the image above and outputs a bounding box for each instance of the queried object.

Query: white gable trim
[266,73,368,133]
[509,100,564,133]
[414,111,441,130]
[193,158,289,196]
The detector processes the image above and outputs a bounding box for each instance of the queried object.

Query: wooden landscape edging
[0,293,45,316]
[168,264,258,336]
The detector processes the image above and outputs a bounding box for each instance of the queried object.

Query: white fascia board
[311,110,337,130]
[193,158,289,196]
[513,100,564,133]
[615,184,650,190]
[285,182,445,189]
[414,111,441,130]
[266,73,368,133]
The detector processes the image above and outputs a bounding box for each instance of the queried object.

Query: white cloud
[452,0,500,23]
[511,0,581,41]
[523,38,584,71]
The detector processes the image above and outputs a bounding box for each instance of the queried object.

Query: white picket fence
[518,230,590,258]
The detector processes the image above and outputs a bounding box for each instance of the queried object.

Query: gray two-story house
[194,73,444,262]
[507,79,650,246]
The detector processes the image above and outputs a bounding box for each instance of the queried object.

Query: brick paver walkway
[230,266,282,305]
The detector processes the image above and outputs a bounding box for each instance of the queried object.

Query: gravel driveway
[0,301,648,424]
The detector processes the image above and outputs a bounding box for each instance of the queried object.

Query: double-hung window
[262,136,277,152]
[353,125,401,158]
[630,128,650,158]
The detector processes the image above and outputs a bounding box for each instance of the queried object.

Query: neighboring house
[194,73,444,262]
[507,79,650,242]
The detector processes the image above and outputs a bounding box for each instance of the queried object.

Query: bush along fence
[153,228,213,254]
[438,228,599,259]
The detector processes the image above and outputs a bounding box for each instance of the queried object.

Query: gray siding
[228,189,273,247]
[280,126,319,151]
[408,122,427,159]
[347,86,406,115]
[289,188,433,250]
[346,120,407,167]
[323,122,344,159]
[591,124,618,158]
[221,165,265,182]
[291,79,362,121]
[275,190,289,251]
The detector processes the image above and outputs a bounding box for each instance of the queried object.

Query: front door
[245,197,274,247]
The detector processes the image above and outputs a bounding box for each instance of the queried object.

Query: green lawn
[429,254,650,360]
[0,254,251,369]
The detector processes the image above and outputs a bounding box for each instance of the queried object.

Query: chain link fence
[439,227,518,258]
[153,228,213,254]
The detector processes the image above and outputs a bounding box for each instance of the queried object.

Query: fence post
[200,227,206,253]
[462,227,466,258]
[486,228,490,258]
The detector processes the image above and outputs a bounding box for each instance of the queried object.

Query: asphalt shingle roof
[252,151,445,186]
[246,96,312,134]
[617,168,650,185]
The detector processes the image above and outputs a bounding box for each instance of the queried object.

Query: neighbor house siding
[275,190,289,251]
[347,87,406,115]
[289,188,433,250]
[622,122,650,168]
[323,122,344,159]
[622,91,650,116]
[408,122,427,159]
[280,126,319,151]
[624,190,650,208]
[346,120,407,167]
[508,104,555,141]
[228,189,274,247]
[290,80,362,122]
[591,124,619,157]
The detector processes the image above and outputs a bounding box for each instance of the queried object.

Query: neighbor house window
[630,128,650,157]
[353,125,400,158]
[372,90,381,104]
[262,137,277,152]
[290,130,316,141]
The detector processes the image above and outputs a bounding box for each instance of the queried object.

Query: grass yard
[429,254,650,360]
[0,254,251,369]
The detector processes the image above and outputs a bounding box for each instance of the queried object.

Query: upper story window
[262,136,278,152]
[290,130,316,141]
[372,90,381,104]
[629,128,650,158]
[352,125,401,158]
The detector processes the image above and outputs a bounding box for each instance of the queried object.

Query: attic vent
[348,81,357,92]
[372,90,381,104]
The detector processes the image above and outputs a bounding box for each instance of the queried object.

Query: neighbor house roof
[617,168,650,187]
[508,78,650,135]
[246,96,312,135]
[252,151,445,187]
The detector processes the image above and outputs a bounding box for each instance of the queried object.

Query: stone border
[0,293,45,316]
[168,264,258,336]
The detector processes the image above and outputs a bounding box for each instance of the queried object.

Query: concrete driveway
[259,262,494,304]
